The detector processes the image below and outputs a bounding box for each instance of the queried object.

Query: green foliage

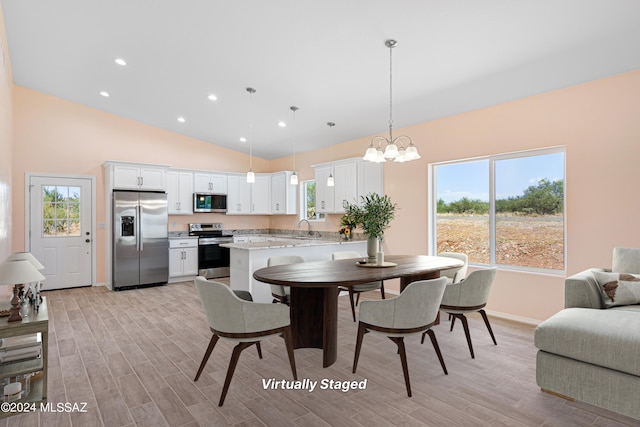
[439,179,563,215]
[342,193,397,238]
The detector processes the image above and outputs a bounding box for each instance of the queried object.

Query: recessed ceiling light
[278,121,286,127]
[208,94,218,101]
[177,117,186,123]
[239,137,247,143]
[114,58,127,66]
[99,91,110,97]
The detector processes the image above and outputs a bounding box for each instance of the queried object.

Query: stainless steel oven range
[188,223,233,278]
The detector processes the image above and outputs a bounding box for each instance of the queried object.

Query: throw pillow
[593,271,640,308]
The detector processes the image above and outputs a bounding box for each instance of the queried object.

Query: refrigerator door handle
[137,205,143,252]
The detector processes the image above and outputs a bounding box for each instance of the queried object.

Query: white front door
[28,175,94,290]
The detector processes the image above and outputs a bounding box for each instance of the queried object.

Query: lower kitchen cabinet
[169,239,198,282]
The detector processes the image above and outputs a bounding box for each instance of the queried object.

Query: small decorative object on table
[338,226,353,240]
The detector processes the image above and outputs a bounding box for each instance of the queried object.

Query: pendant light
[363,39,420,163]
[290,106,299,185]
[326,122,335,186]
[246,87,256,183]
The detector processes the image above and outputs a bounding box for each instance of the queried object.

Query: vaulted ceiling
[2,0,640,159]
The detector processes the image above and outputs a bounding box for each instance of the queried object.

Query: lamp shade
[0,259,46,285]
[4,252,45,271]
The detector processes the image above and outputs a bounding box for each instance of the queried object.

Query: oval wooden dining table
[253,254,464,368]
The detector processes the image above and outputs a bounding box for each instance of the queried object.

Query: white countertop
[221,238,365,250]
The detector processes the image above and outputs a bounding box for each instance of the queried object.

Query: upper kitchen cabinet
[166,169,194,215]
[193,172,227,194]
[227,173,270,215]
[270,171,297,215]
[104,161,168,191]
[313,158,383,214]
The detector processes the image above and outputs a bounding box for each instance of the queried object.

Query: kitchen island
[221,237,367,303]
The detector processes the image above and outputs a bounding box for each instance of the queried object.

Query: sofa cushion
[593,271,640,308]
[534,308,640,377]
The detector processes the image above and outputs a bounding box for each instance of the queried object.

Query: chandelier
[363,39,420,163]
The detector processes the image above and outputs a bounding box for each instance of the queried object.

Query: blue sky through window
[436,152,564,204]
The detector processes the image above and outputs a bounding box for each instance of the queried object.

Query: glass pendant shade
[405,144,421,160]
[363,145,378,161]
[290,172,298,186]
[383,143,399,159]
[327,174,335,187]
[246,170,255,183]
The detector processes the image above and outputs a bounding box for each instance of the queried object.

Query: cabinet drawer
[169,238,198,248]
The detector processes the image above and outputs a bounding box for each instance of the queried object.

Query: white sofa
[534,248,640,420]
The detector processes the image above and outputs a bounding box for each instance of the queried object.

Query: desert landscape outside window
[432,147,565,272]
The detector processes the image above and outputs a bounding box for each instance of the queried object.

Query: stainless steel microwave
[193,193,227,213]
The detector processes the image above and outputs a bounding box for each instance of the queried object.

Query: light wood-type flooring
[1,280,638,427]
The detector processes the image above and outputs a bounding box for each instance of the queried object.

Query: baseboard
[485,309,541,326]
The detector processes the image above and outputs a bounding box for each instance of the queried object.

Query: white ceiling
[2,0,640,160]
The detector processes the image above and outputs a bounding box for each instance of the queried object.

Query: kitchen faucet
[297,219,312,235]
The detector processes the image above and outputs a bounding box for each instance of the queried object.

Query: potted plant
[342,193,397,262]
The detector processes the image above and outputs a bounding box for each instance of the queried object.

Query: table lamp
[0,259,46,322]
[4,252,46,312]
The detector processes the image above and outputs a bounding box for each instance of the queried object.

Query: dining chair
[437,252,468,284]
[193,277,297,406]
[332,251,385,322]
[353,277,448,397]
[267,255,306,304]
[424,267,498,358]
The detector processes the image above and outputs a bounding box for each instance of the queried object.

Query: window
[431,147,565,272]
[300,180,325,221]
[42,185,81,237]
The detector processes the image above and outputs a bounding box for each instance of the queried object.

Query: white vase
[367,237,379,263]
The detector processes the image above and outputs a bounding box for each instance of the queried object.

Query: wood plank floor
[1,280,638,427]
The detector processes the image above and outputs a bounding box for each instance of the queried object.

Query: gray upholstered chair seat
[267,255,304,303]
[437,252,468,284]
[193,277,297,406]
[353,277,448,397]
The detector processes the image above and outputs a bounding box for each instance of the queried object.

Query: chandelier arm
[391,135,412,148]
[371,136,389,147]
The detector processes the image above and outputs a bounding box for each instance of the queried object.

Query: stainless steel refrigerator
[112,190,169,290]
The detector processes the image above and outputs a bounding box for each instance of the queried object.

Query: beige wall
[0,5,13,301]
[8,47,640,322]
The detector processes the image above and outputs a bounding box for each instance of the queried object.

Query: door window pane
[42,185,82,237]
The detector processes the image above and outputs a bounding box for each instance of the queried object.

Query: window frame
[299,179,325,222]
[428,146,566,275]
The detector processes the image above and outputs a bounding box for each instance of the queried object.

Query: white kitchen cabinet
[251,175,271,214]
[333,162,357,213]
[166,170,194,214]
[108,163,167,190]
[313,158,383,213]
[169,238,198,281]
[357,161,384,200]
[193,172,227,194]
[227,174,270,215]
[315,166,335,213]
[227,174,251,214]
[270,171,297,214]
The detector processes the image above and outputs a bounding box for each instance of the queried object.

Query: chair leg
[424,329,448,375]
[380,280,386,299]
[352,322,367,373]
[450,315,456,331]
[389,337,411,397]
[456,313,475,359]
[479,309,497,345]
[355,292,361,306]
[219,341,254,406]
[282,326,297,380]
[194,334,219,381]
[256,342,263,359]
[348,288,356,322]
